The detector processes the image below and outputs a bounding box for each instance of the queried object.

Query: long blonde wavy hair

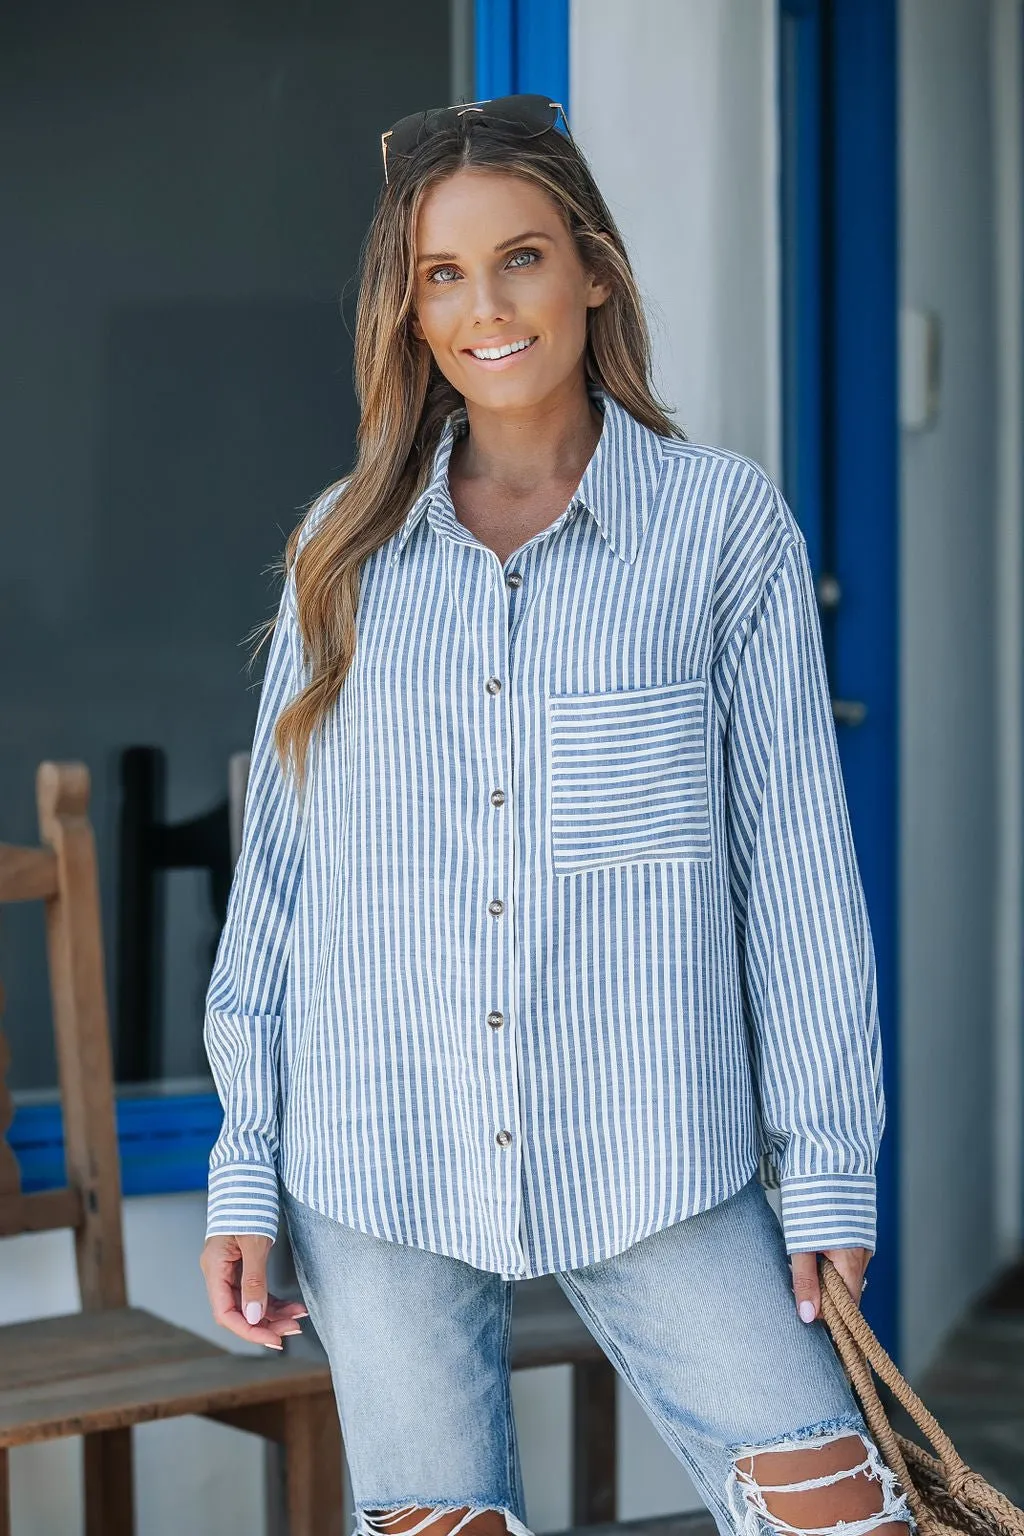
[271,110,685,791]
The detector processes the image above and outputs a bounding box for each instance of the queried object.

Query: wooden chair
[115,743,236,1084]
[0,761,343,1536]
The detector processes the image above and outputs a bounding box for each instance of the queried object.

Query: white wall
[897,0,1016,1376]
[570,0,781,479]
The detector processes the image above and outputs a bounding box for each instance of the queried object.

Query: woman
[199,96,913,1536]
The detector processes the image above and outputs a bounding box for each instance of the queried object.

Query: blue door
[779,0,900,1357]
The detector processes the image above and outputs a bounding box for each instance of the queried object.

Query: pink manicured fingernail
[798,1300,816,1323]
[245,1302,263,1325]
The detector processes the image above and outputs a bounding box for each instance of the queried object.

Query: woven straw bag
[818,1256,1024,1536]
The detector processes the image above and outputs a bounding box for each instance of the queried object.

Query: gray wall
[1,0,450,1089]
[898,0,1002,1375]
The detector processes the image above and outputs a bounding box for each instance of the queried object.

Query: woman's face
[409,167,611,412]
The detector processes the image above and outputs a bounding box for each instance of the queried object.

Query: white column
[570,0,781,477]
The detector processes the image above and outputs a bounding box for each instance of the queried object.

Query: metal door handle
[832,698,867,726]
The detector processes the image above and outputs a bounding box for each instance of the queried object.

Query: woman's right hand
[200,1233,309,1350]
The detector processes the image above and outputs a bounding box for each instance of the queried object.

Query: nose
[465,267,514,329]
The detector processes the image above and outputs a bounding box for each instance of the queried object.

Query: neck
[452,376,604,497]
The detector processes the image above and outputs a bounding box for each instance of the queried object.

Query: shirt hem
[279,1151,765,1279]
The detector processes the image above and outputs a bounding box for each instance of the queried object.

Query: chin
[459,373,551,409]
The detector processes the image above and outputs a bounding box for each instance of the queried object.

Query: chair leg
[0,1446,10,1536]
[283,1391,345,1536]
[572,1357,617,1524]
[84,1427,134,1536]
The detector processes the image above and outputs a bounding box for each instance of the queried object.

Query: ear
[585,273,613,312]
[583,231,614,311]
[410,312,426,342]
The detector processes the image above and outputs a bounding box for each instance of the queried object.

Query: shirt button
[507,572,523,588]
[488,898,504,917]
[490,789,505,807]
[486,676,502,694]
[487,1010,505,1030]
[495,1130,513,1147]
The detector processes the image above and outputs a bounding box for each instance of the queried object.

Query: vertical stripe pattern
[204,385,885,1275]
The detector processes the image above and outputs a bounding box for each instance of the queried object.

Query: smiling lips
[465,335,539,363]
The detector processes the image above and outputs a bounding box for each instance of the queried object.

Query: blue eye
[426,248,541,284]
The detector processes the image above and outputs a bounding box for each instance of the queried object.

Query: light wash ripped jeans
[281,1173,914,1536]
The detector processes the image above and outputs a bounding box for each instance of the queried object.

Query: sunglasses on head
[380,93,576,185]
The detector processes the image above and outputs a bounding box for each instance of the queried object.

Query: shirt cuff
[779,1171,877,1254]
[206,1161,280,1243]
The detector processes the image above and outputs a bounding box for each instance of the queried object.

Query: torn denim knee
[354,1502,535,1536]
[725,1422,916,1536]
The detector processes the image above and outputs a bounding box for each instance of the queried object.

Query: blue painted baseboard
[10,1093,220,1200]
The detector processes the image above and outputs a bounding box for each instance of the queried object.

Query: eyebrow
[416,229,555,266]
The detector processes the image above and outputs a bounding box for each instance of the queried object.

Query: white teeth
[470,337,536,360]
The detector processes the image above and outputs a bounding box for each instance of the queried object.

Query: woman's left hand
[790,1246,870,1323]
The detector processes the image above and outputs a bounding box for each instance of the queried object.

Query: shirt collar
[389,383,667,566]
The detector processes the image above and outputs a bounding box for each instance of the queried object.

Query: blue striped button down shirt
[204,384,885,1276]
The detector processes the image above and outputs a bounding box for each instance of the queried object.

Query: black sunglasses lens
[475,94,558,134]
[511,94,560,130]
[386,110,431,160]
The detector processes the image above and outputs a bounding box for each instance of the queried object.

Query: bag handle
[817,1265,928,1531]
[818,1256,1024,1536]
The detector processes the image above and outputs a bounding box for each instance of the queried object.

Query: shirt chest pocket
[545,678,713,877]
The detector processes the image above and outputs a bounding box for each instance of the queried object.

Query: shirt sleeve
[203,566,306,1244]
[723,532,885,1254]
